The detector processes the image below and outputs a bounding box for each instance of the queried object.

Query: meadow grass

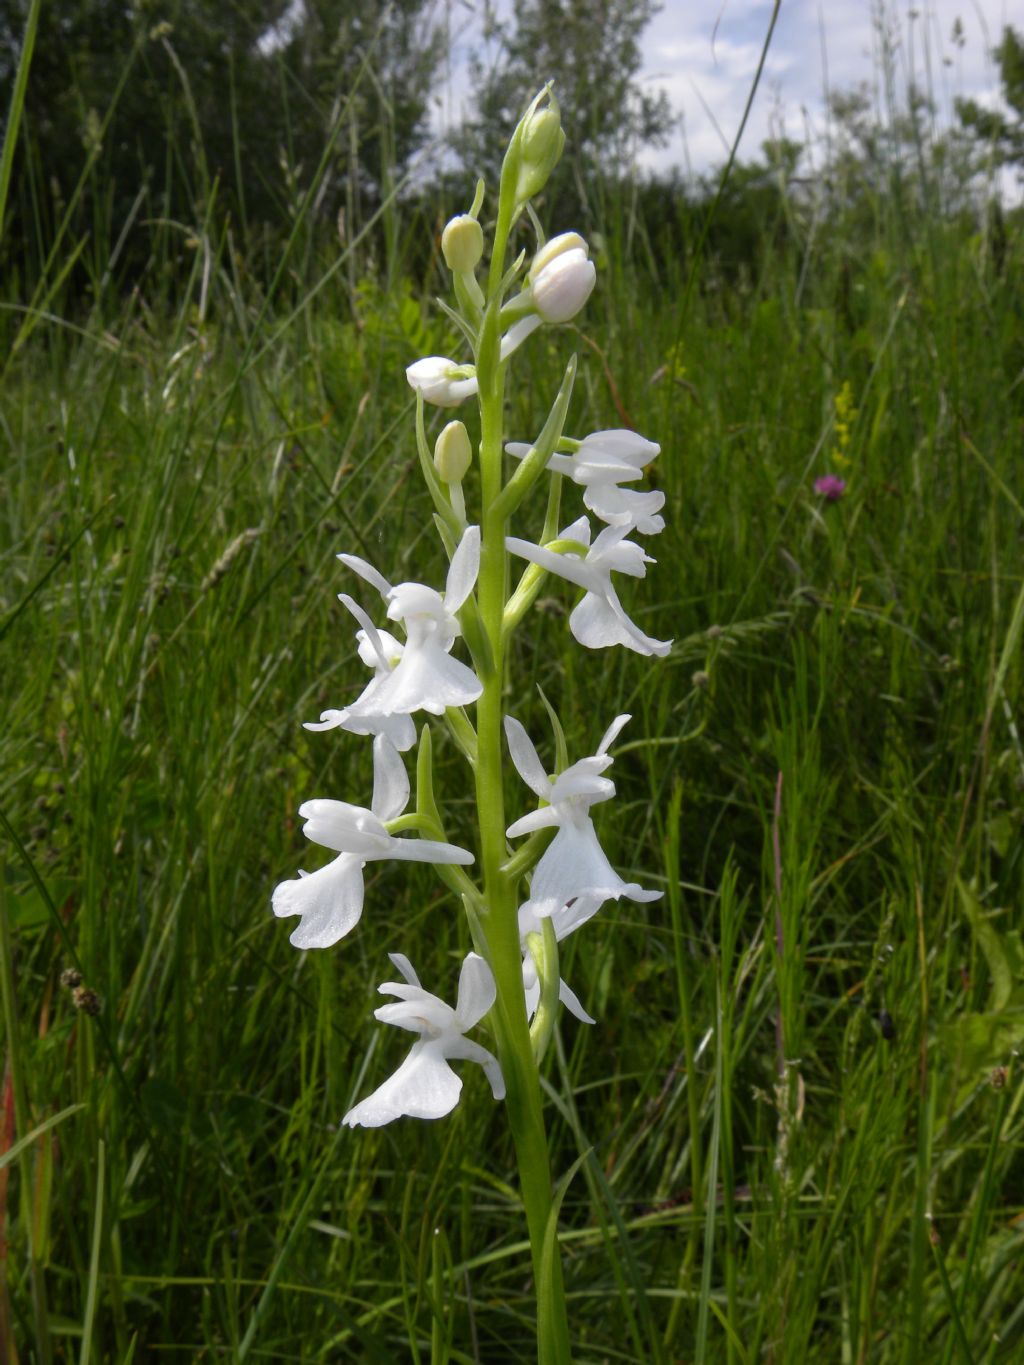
[3,29,1024,1363]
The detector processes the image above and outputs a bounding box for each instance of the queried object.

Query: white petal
[444,525,480,614]
[547,892,604,940]
[505,536,599,594]
[371,734,410,822]
[366,711,419,752]
[372,643,482,716]
[548,769,615,804]
[506,805,561,839]
[298,799,390,855]
[303,710,346,732]
[455,952,496,1030]
[271,854,365,948]
[337,553,392,599]
[530,821,658,910]
[597,713,631,756]
[584,485,666,533]
[561,515,592,546]
[313,701,416,752]
[499,314,542,360]
[405,357,479,408]
[506,442,575,477]
[559,977,596,1025]
[569,590,672,657]
[578,429,659,466]
[373,986,456,1035]
[589,522,641,565]
[387,952,420,987]
[338,594,391,669]
[385,836,475,866]
[503,717,551,798]
[342,1040,462,1126]
[444,1036,505,1100]
[373,1000,444,1034]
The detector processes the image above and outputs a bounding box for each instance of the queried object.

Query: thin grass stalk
[0,0,42,247]
[0,860,51,1364]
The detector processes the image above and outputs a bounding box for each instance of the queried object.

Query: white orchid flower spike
[504,713,662,916]
[271,735,474,949]
[506,428,666,534]
[506,516,672,657]
[337,526,483,716]
[343,952,505,1127]
[303,595,416,752]
[518,894,602,1025]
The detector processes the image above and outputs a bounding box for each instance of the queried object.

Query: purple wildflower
[814,474,847,502]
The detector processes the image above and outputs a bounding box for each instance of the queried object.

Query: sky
[432,0,1017,184]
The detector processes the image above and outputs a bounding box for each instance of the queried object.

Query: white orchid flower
[303,595,416,752]
[343,952,505,1126]
[506,516,672,657]
[272,735,474,950]
[506,428,665,534]
[519,895,601,1025]
[406,319,543,408]
[527,233,596,323]
[406,357,479,408]
[337,526,483,716]
[504,713,662,916]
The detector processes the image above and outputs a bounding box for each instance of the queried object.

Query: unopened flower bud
[529,234,596,323]
[406,356,478,408]
[441,215,484,274]
[505,89,565,204]
[434,421,473,484]
[528,232,588,282]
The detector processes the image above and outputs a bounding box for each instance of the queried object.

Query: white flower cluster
[273,155,670,1129]
[506,428,670,657]
[507,712,661,1025]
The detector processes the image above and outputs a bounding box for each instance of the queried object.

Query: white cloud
[637,0,1016,177]
[431,0,1018,191]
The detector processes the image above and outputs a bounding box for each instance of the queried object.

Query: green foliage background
[2,4,1024,1361]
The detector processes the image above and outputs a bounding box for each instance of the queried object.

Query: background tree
[956,25,1024,175]
[1,0,444,294]
[450,0,673,226]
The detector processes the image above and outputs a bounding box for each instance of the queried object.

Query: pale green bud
[434,421,473,483]
[504,88,565,205]
[441,215,484,274]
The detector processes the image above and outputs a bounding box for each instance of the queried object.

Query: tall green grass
[2,5,1024,1361]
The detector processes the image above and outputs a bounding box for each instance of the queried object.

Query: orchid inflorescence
[271,85,669,1351]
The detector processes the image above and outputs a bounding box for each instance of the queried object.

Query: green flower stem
[492,356,576,524]
[471,218,572,1361]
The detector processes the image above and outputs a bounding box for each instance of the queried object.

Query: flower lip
[342,952,505,1127]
